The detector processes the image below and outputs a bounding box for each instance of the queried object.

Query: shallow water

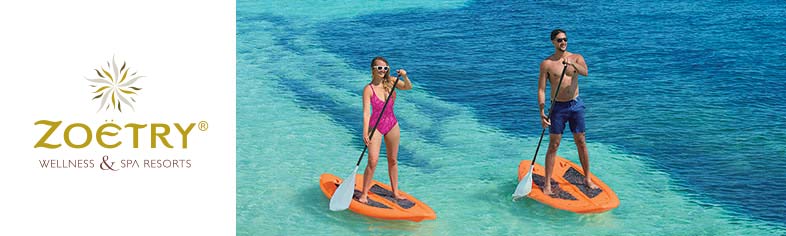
[237,1,786,235]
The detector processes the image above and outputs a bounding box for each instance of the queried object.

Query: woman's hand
[396,69,407,77]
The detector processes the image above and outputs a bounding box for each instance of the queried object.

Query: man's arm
[538,61,548,117]
[538,61,552,128]
[570,54,588,76]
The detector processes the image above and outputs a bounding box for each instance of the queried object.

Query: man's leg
[573,133,599,189]
[544,134,562,195]
[569,98,598,189]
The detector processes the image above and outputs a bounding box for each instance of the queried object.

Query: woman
[359,56,413,203]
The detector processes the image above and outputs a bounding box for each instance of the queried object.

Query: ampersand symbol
[100,155,118,171]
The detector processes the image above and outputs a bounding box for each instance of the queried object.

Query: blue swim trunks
[549,97,586,134]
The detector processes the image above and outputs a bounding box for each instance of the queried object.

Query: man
[537,29,598,195]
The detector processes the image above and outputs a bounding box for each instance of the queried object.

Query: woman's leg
[359,130,383,203]
[384,124,406,200]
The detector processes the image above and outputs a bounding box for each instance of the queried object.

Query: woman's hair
[370,56,392,93]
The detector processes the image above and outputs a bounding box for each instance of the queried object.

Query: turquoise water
[237,1,786,235]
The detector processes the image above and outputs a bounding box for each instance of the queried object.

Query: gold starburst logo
[86,56,143,112]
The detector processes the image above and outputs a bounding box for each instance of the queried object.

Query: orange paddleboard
[320,173,436,222]
[518,156,619,213]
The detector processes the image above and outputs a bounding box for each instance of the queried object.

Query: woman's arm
[362,85,372,145]
[393,69,413,90]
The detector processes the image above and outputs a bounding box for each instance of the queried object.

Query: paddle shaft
[355,76,401,166]
[531,63,569,166]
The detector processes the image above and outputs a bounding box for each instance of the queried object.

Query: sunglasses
[555,38,568,43]
[373,66,389,71]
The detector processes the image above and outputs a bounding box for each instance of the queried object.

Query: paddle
[512,62,569,200]
[330,75,401,211]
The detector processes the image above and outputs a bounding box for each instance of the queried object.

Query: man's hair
[550,29,566,40]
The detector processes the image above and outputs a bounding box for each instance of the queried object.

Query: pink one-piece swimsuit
[369,84,398,135]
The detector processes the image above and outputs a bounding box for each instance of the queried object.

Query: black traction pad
[562,167,603,198]
[532,174,577,200]
[334,183,390,209]
[353,189,391,209]
[370,185,415,209]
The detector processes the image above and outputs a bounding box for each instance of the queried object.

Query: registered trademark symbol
[198,121,208,131]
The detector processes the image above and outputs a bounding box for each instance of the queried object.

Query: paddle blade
[512,165,535,200]
[329,167,358,211]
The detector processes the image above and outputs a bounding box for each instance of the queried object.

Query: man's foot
[585,177,600,190]
[357,194,369,204]
[542,184,554,195]
[392,191,407,201]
